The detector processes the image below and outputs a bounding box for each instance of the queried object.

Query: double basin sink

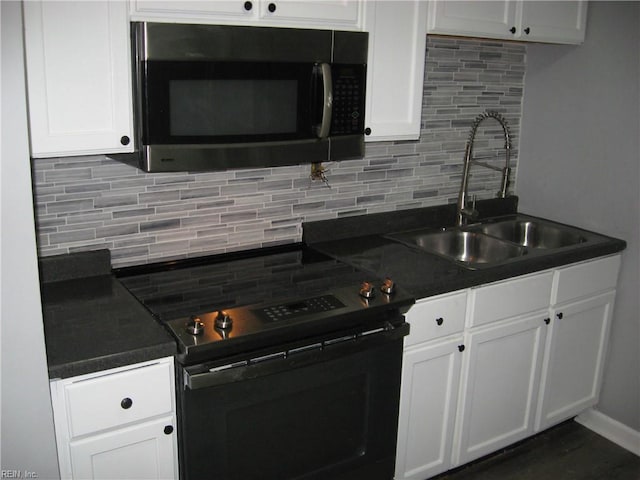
[385,215,604,269]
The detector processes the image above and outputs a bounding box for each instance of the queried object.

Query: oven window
[169,79,298,137]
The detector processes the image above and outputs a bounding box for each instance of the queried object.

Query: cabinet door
[518,1,587,44]
[258,0,361,28]
[23,1,133,157]
[405,291,466,346]
[453,314,547,466]
[536,291,615,431]
[427,0,516,40]
[364,0,427,141]
[130,0,256,21]
[131,0,361,29]
[69,416,177,480]
[395,337,463,480]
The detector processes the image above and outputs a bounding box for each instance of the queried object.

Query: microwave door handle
[317,63,333,138]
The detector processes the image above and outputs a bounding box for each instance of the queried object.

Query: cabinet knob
[244,1,252,11]
[120,135,130,146]
[556,312,564,320]
[458,344,465,352]
[120,397,133,409]
[268,2,276,12]
[524,27,531,35]
[544,317,551,325]
[164,425,174,435]
[435,317,444,326]
[364,127,372,136]
[510,26,517,34]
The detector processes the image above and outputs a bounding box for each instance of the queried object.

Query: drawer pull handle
[164,425,174,435]
[120,397,133,409]
[436,317,444,326]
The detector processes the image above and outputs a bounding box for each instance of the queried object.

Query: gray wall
[517,1,639,430]
[1,1,60,477]
[33,37,526,267]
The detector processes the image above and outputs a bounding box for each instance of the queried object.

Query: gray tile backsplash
[32,37,526,267]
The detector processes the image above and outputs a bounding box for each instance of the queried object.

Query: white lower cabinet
[452,313,547,466]
[395,337,463,480]
[394,254,621,479]
[50,357,178,480]
[395,292,466,480]
[536,292,615,431]
[536,255,621,431]
[69,416,176,480]
[452,270,551,466]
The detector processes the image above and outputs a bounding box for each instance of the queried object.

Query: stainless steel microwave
[126,22,368,173]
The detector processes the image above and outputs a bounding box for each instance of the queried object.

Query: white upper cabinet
[23,1,134,158]
[363,0,428,141]
[130,0,364,30]
[427,0,588,45]
[256,0,361,27]
[130,0,256,22]
[517,1,588,44]
[428,0,517,40]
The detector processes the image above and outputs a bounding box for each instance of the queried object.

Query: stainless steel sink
[384,214,605,269]
[475,219,587,249]
[387,229,527,268]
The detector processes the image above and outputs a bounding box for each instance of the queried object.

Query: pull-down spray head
[456,111,513,226]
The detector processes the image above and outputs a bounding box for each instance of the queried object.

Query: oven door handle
[184,321,409,391]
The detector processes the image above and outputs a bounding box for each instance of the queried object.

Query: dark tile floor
[433,420,640,480]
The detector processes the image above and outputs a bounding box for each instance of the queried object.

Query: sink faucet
[456,111,512,226]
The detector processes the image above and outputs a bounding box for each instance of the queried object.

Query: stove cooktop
[118,245,415,364]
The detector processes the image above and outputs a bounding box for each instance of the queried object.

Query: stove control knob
[359,281,376,299]
[186,316,205,335]
[380,277,395,295]
[215,310,233,329]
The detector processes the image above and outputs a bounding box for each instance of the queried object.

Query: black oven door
[177,324,407,480]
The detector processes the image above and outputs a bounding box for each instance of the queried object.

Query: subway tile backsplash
[32,37,526,267]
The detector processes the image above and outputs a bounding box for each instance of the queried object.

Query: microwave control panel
[331,67,365,135]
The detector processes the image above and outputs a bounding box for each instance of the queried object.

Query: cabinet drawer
[65,361,174,438]
[554,255,621,305]
[470,271,553,328]
[406,291,466,346]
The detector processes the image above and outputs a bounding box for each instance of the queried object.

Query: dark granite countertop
[304,199,627,299]
[40,250,177,379]
[309,234,625,299]
[37,199,626,378]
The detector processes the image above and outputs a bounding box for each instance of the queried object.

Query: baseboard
[575,409,640,457]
